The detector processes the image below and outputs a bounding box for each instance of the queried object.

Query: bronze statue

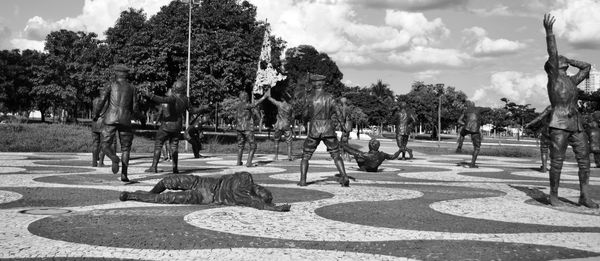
[524,105,552,172]
[185,109,210,158]
[456,101,490,168]
[156,103,172,161]
[586,112,600,168]
[141,80,207,173]
[339,97,353,161]
[393,101,417,160]
[234,91,267,167]
[93,64,141,182]
[342,139,400,172]
[91,94,113,167]
[299,74,350,187]
[543,14,597,208]
[119,171,290,212]
[265,91,294,161]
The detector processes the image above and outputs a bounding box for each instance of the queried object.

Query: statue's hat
[309,73,326,82]
[113,64,130,73]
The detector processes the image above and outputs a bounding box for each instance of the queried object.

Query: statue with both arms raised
[542,14,597,208]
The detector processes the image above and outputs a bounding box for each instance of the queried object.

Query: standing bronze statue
[339,97,353,161]
[524,105,552,172]
[543,14,597,208]
[265,91,294,161]
[141,80,207,173]
[342,139,400,172]
[91,92,116,167]
[456,101,490,168]
[234,91,267,167]
[299,74,350,187]
[393,101,416,160]
[119,171,290,212]
[93,64,141,182]
[585,112,600,168]
[185,106,211,158]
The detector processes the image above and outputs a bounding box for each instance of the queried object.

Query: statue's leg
[395,135,405,160]
[236,131,245,166]
[540,136,549,172]
[120,191,202,204]
[101,126,120,174]
[92,131,100,167]
[151,175,198,192]
[146,130,167,173]
[456,130,465,153]
[170,134,180,174]
[299,137,318,186]
[593,152,600,168]
[570,131,599,208]
[548,128,568,206]
[119,128,134,182]
[246,131,257,167]
[286,132,294,161]
[274,141,280,161]
[326,137,349,187]
[469,133,481,168]
[402,135,412,159]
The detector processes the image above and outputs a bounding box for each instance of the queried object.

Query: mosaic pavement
[1,142,600,260]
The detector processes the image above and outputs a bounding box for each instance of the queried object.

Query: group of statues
[91,14,598,211]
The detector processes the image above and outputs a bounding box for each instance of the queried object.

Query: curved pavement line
[184,183,600,253]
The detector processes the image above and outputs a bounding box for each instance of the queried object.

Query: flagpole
[185,0,192,151]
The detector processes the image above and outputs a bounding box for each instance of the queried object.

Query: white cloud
[16,0,171,46]
[343,0,469,11]
[551,0,600,49]
[388,46,470,68]
[413,70,441,80]
[250,0,457,69]
[0,25,12,49]
[10,38,45,51]
[471,71,548,110]
[462,27,526,56]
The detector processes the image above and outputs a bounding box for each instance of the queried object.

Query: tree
[283,45,345,98]
[500,97,537,140]
[0,49,36,116]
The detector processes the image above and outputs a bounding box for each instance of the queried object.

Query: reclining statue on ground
[342,139,400,172]
[119,172,291,212]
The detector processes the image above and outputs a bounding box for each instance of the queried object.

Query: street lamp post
[185,0,194,151]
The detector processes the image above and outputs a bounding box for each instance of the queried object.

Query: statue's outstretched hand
[543,13,555,33]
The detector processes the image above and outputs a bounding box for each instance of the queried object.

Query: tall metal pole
[438,95,441,144]
[185,1,192,151]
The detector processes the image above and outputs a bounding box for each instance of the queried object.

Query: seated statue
[341,139,400,172]
[119,172,290,212]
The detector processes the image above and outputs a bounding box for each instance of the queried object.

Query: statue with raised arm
[93,64,141,182]
[141,80,210,173]
[456,101,491,168]
[119,171,290,212]
[393,101,417,160]
[342,139,400,172]
[339,97,353,161]
[266,91,294,161]
[543,14,597,208]
[234,91,267,167]
[524,105,552,172]
[299,74,350,187]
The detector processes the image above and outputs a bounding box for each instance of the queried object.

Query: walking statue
[120,171,291,212]
[93,64,141,182]
[342,139,400,172]
[542,13,597,208]
[524,105,552,172]
[234,91,267,167]
[339,97,353,161]
[185,105,211,158]
[91,90,116,167]
[265,90,294,161]
[393,101,416,160]
[299,74,350,187]
[456,101,491,168]
[141,80,209,173]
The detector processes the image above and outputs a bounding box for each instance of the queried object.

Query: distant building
[578,65,600,93]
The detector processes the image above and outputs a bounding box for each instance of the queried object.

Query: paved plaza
[1,139,600,260]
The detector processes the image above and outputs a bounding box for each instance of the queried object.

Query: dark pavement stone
[315,184,600,233]
[34,174,144,186]
[28,206,600,260]
[0,187,118,209]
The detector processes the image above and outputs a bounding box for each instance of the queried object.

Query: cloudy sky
[2,0,600,110]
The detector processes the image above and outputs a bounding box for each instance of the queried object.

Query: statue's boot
[298,159,308,186]
[236,148,244,166]
[172,150,179,174]
[548,169,563,206]
[145,148,161,173]
[246,147,256,167]
[287,144,293,161]
[468,148,479,168]
[578,170,599,208]
[120,191,158,202]
[333,157,350,187]
[103,143,120,174]
[121,151,130,182]
[274,142,280,161]
[407,148,413,159]
[92,146,99,167]
[540,152,549,172]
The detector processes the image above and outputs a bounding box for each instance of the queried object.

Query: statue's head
[368,139,380,151]
[113,64,130,79]
[398,101,407,109]
[239,91,248,101]
[252,184,273,204]
[558,55,569,70]
[172,80,186,94]
[309,74,326,89]
[340,97,348,105]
